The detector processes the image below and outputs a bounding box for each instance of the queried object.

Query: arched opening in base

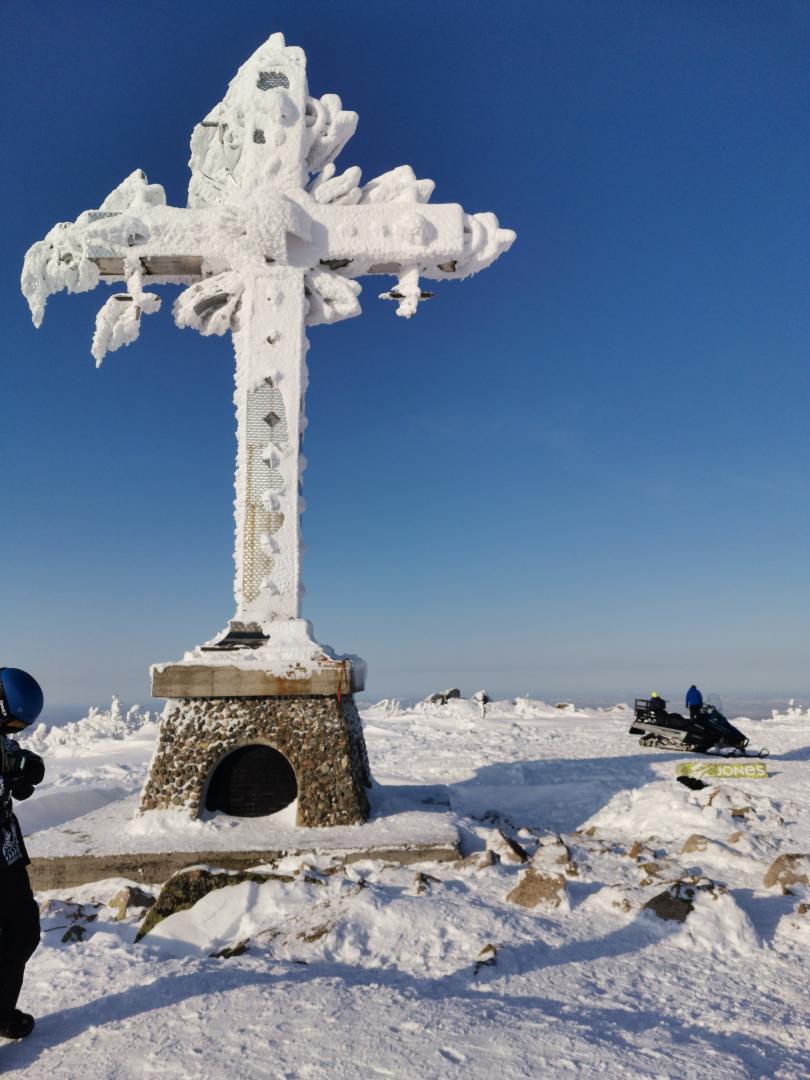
[204,744,297,817]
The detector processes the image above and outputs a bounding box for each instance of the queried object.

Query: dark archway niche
[204,744,297,817]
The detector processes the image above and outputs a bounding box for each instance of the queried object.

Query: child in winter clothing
[0,669,45,1041]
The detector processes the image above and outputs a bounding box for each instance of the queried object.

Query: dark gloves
[4,750,45,791]
[15,752,45,787]
[1,747,45,803]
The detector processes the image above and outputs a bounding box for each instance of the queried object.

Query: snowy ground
[3,696,810,1078]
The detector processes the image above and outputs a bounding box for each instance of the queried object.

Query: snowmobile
[630,699,768,757]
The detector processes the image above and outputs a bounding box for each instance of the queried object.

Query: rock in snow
[507,868,569,910]
[763,852,810,891]
[486,828,529,865]
[644,879,706,923]
[136,866,294,940]
[108,885,155,922]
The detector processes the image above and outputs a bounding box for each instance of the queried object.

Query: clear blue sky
[2,1,809,712]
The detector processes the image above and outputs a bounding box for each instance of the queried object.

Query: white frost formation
[21,32,515,659]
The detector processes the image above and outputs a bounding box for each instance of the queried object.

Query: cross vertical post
[232,266,307,626]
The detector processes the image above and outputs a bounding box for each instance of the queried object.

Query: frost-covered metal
[21,32,515,668]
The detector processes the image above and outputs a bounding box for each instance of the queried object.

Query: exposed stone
[763,853,810,892]
[414,871,441,894]
[627,840,644,861]
[730,806,754,819]
[681,834,710,854]
[61,924,86,944]
[507,868,567,909]
[643,876,726,923]
[638,859,671,885]
[531,834,577,876]
[428,688,461,705]
[136,866,294,940]
[299,923,332,943]
[486,828,528,865]
[639,860,665,877]
[644,885,693,923]
[108,885,155,922]
[727,831,744,845]
[211,939,249,958]
[473,943,497,975]
[40,899,100,932]
[459,849,496,871]
[139,693,372,828]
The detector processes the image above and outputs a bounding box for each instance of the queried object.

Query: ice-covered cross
[22,32,514,659]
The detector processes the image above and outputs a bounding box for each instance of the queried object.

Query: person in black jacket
[0,668,45,1041]
[649,691,667,717]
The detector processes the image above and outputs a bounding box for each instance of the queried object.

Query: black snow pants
[0,862,40,1018]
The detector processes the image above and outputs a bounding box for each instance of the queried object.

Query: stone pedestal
[139,693,371,827]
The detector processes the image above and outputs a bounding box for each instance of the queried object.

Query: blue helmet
[0,668,44,731]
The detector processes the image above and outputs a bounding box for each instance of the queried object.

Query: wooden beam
[92,255,204,278]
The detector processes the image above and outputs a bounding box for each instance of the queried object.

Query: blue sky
[2,1,809,712]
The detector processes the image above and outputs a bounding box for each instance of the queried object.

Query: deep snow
[3,695,810,1078]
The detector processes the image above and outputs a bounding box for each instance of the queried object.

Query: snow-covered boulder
[427,688,462,705]
[135,866,293,941]
[763,853,810,891]
[530,834,578,876]
[643,877,760,955]
[643,880,702,923]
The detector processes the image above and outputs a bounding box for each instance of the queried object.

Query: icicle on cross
[21,33,514,637]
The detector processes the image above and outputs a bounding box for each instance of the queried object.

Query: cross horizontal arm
[28,199,469,284]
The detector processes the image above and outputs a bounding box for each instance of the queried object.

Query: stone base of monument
[22,643,462,892]
[144,643,371,829]
[139,692,371,828]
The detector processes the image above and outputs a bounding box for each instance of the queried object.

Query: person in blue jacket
[685,684,703,722]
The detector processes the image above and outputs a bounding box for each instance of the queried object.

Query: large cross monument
[22,33,514,827]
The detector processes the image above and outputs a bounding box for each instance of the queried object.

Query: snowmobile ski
[636,732,768,758]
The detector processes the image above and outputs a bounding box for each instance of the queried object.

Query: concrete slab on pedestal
[26,791,460,890]
[151,659,360,698]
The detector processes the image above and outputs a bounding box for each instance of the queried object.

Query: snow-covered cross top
[22,32,514,664]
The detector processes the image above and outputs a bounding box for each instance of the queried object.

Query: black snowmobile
[630,698,768,757]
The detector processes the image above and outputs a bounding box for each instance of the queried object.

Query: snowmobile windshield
[709,712,742,737]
